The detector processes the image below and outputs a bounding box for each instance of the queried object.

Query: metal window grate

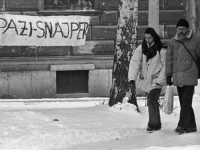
[44,0,93,10]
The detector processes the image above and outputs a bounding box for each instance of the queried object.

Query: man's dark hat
[176,19,189,28]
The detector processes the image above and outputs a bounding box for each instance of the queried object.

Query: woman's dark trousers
[177,86,196,129]
[147,88,162,127]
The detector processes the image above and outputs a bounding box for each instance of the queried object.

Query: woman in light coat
[128,27,167,132]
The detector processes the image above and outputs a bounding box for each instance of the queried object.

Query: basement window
[44,0,93,10]
[56,70,89,94]
[38,0,102,16]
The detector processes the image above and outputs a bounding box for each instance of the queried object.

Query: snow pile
[0,104,143,150]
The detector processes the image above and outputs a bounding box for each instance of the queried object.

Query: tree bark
[109,0,139,111]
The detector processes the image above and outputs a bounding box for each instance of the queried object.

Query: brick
[95,62,113,69]
[90,16,99,25]
[1,11,21,15]
[99,11,118,25]
[89,69,112,97]
[8,72,32,98]
[100,0,119,10]
[37,11,103,16]
[0,73,9,98]
[72,41,114,55]
[138,0,148,10]
[22,11,38,16]
[72,41,96,55]
[138,0,184,10]
[93,0,101,9]
[138,11,148,25]
[86,26,92,40]
[164,0,184,10]
[21,46,71,56]
[92,26,117,40]
[0,64,49,72]
[138,25,165,40]
[0,1,3,10]
[51,64,95,71]
[139,0,164,10]
[137,27,146,40]
[139,10,185,25]
[160,10,185,24]
[6,0,39,11]
[0,46,21,57]
[165,25,176,39]
[92,41,114,55]
[32,71,56,98]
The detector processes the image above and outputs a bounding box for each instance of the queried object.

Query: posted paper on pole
[0,14,90,46]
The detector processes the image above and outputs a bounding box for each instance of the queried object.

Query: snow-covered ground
[0,84,200,150]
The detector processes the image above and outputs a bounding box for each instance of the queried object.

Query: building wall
[0,0,186,98]
[0,0,185,56]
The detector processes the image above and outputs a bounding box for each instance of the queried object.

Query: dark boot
[147,124,161,131]
[174,127,185,134]
[184,127,197,133]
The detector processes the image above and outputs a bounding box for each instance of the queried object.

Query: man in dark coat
[166,19,200,134]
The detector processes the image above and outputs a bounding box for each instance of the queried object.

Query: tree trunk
[109,0,139,111]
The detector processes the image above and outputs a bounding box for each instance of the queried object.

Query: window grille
[44,0,93,10]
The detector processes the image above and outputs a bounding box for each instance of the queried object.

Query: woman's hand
[129,80,135,85]
[167,76,173,86]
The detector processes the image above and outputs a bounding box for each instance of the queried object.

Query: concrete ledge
[56,93,90,98]
[50,64,95,71]
[0,97,109,102]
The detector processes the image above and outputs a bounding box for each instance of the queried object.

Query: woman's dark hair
[142,27,162,61]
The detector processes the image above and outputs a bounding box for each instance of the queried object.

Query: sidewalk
[0,95,198,150]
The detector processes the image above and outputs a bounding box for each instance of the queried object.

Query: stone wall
[0,0,186,57]
[0,0,186,98]
[75,0,185,55]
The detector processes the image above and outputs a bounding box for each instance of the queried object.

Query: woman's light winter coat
[128,45,167,93]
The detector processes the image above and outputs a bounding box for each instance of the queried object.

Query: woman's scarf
[142,42,160,62]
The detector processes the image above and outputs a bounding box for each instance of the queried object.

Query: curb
[0,97,149,110]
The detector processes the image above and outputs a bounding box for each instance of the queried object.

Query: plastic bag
[163,85,174,114]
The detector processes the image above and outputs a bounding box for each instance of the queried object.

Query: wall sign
[0,14,90,46]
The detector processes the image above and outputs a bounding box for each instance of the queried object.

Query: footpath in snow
[0,85,200,150]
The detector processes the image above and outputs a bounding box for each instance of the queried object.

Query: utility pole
[1,0,5,11]
[148,0,159,34]
[186,0,196,33]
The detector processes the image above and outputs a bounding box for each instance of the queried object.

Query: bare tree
[109,0,139,111]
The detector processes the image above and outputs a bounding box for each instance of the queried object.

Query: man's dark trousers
[177,86,196,129]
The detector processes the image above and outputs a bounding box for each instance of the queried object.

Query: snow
[0,85,200,150]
